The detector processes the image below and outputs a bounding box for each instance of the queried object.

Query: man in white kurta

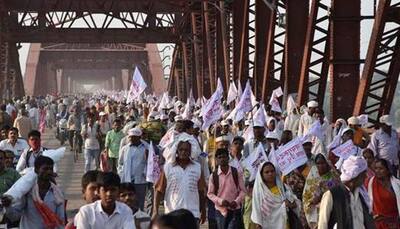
[297,101,318,137]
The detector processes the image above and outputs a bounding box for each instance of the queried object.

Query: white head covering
[128,127,142,137]
[340,155,367,182]
[174,115,183,122]
[307,101,318,108]
[266,131,280,140]
[347,116,359,125]
[251,162,290,228]
[379,114,393,126]
[163,133,202,163]
[215,135,231,143]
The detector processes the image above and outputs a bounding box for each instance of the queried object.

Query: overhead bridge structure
[0,0,399,122]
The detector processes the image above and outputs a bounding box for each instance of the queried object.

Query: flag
[202,78,224,130]
[243,143,268,181]
[253,104,267,127]
[189,89,196,106]
[358,114,368,125]
[269,87,283,113]
[304,120,325,141]
[233,81,253,122]
[182,97,194,119]
[286,95,297,114]
[127,67,147,104]
[159,92,170,110]
[227,81,238,104]
[146,142,161,183]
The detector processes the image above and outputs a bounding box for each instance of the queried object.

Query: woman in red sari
[367,159,400,229]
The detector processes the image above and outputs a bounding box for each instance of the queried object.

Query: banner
[269,87,283,113]
[127,67,147,104]
[146,142,161,183]
[233,81,253,122]
[332,139,357,160]
[243,143,268,181]
[202,78,224,130]
[274,138,308,175]
[227,81,238,104]
[357,114,368,126]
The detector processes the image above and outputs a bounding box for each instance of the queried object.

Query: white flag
[237,80,243,99]
[357,114,368,125]
[274,138,308,175]
[202,79,224,130]
[233,81,253,122]
[304,120,325,141]
[159,92,170,110]
[269,87,283,113]
[127,67,147,104]
[253,104,267,127]
[227,81,238,104]
[189,89,196,106]
[182,98,194,120]
[286,95,297,113]
[146,142,161,183]
[243,143,268,181]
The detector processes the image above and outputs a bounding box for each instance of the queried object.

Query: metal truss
[354,0,400,121]
[297,0,330,106]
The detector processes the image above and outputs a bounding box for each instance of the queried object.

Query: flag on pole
[146,141,161,183]
[202,78,224,130]
[126,67,147,104]
[286,95,297,113]
[227,81,238,104]
[243,143,268,181]
[233,81,253,122]
[159,92,170,110]
[269,87,283,113]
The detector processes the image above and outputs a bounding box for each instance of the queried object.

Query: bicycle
[73,130,83,163]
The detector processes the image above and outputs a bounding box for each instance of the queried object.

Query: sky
[17,0,376,77]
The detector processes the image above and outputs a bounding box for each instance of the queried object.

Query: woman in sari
[367,159,400,229]
[302,153,340,229]
[251,162,297,229]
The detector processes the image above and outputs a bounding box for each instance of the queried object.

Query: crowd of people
[0,93,398,229]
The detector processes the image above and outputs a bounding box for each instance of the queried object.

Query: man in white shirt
[118,128,148,210]
[318,155,375,229]
[16,130,49,173]
[0,127,29,161]
[81,113,101,172]
[298,100,318,137]
[153,136,207,224]
[75,172,135,229]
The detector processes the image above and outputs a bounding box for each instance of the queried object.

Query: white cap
[99,112,106,116]
[174,115,183,122]
[215,135,231,142]
[347,116,359,125]
[128,127,142,136]
[221,120,229,126]
[244,120,252,126]
[379,115,393,126]
[307,100,318,108]
[341,127,354,136]
[253,119,265,128]
[266,131,280,140]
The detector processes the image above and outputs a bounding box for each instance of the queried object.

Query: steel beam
[7,28,178,43]
[254,0,271,99]
[284,0,309,99]
[330,0,361,120]
[354,0,400,121]
[297,0,331,107]
[261,0,286,102]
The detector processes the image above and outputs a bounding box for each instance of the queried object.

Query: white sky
[17,0,376,77]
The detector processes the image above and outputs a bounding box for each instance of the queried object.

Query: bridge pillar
[121,69,129,90]
[111,76,116,90]
[56,69,62,94]
[67,77,71,94]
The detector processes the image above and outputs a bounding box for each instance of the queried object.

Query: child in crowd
[119,183,151,229]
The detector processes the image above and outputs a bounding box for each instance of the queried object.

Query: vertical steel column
[297,0,331,106]
[218,1,231,91]
[254,0,271,99]
[203,1,217,92]
[233,0,247,85]
[284,0,309,98]
[330,0,361,120]
[353,0,400,121]
[261,0,286,102]
[237,0,250,85]
[191,7,205,98]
